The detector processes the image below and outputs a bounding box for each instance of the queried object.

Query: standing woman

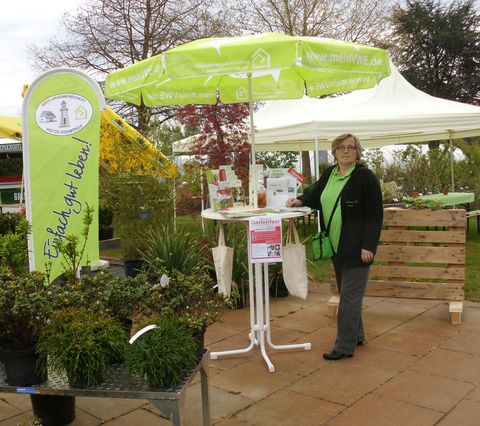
[286,133,383,360]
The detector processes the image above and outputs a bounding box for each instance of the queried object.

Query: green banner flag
[22,69,105,281]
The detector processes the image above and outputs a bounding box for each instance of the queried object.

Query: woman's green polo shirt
[320,164,355,251]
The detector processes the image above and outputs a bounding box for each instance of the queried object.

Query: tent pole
[314,132,320,232]
[449,131,455,192]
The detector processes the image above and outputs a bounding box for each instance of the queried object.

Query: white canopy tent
[253,64,480,152]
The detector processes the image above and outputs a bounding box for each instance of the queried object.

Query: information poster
[249,216,282,263]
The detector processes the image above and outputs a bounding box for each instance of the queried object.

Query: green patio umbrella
[105,32,391,205]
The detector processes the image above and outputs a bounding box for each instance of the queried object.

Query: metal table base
[0,350,210,425]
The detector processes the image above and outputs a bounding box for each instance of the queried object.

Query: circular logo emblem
[36,94,93,136]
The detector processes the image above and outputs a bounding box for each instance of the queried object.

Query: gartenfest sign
[22,69,105,281]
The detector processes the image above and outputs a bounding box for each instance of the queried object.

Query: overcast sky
[0,0,85,117]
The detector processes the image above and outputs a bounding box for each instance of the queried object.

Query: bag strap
[286,220,300,244]
[290,221,300,244]
[218,223,226,246]
[325,192,343,235]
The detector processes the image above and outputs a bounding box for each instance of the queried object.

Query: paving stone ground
[2,283,480,425]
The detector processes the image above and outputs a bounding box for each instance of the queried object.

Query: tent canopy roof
[253,64,480,151]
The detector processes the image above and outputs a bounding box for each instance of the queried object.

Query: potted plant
[0,270,52,386]
[125,315,198,389]
[0,211,23,236]
[98,204,114,240]
[140,223,211,276]
[36,307,128,388]
[80,271,149,334]
[227,227,249,308]
[0,215,30,274]
[144,266,226,359]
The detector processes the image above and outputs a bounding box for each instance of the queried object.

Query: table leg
[150,397,184,426]
[255,263,275,372]
[263,263,311,352]
[210,242,256,360]
[200,362,211,426]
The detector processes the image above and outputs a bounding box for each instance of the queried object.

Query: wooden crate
[329,208,466,324]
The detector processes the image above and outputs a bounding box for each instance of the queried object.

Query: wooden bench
[328,208,466,325]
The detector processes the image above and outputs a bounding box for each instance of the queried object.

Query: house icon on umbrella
[236,87,248,101]
[252,48,270,69]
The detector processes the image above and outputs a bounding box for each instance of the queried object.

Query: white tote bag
[211,224,234,297]
[282,220,308,299]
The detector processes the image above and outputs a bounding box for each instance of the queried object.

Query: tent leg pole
[449,131,455,192]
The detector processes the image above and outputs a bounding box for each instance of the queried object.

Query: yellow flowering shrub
[99,111,176,179]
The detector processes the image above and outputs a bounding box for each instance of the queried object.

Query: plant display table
[202,208,312,372]
[0,350,210,425]
[403,192,475,208]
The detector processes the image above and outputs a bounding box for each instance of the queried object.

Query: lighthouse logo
[36,94,93,136]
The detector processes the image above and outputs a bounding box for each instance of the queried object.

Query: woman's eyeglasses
[336,145,356,152]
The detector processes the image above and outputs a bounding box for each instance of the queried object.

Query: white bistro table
[202,208,312,372]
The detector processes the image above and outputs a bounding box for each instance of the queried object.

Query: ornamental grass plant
[140,223,211,276]
[125,315,197,388]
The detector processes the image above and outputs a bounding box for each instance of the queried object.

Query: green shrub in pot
[37,308,128,388]
[0,270,52,351]
[81,271,148,321]
[0,216,30,275]
[125,315,197,388]
[145,266,226,331]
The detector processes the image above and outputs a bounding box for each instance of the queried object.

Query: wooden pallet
[329,208,466,325]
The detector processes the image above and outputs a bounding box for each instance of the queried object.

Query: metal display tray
[0,349,210,425]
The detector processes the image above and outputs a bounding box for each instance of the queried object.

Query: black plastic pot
[269,274,289,298]
[30,395,76,426]
[0,337,13,363]
[123,259,144,277]
[3,346,46,386]
[99,226,114,241]
[193,326,206,362]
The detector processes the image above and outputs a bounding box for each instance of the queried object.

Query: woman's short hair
[331,133,362,162]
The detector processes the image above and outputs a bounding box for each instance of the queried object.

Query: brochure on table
[266,168,303,208]
[249,216,282,263]
[206,165,245,211]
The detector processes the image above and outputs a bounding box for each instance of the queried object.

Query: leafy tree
[257,151,298,170]
[362,147,385,180]
[176,103,251,187]
[144,119,197,157]
[390,0,480,105]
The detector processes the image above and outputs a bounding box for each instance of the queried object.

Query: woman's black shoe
[357,340,366,346]
[323,350,353,361]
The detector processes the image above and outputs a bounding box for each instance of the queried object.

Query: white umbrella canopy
[105,32,391,205]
